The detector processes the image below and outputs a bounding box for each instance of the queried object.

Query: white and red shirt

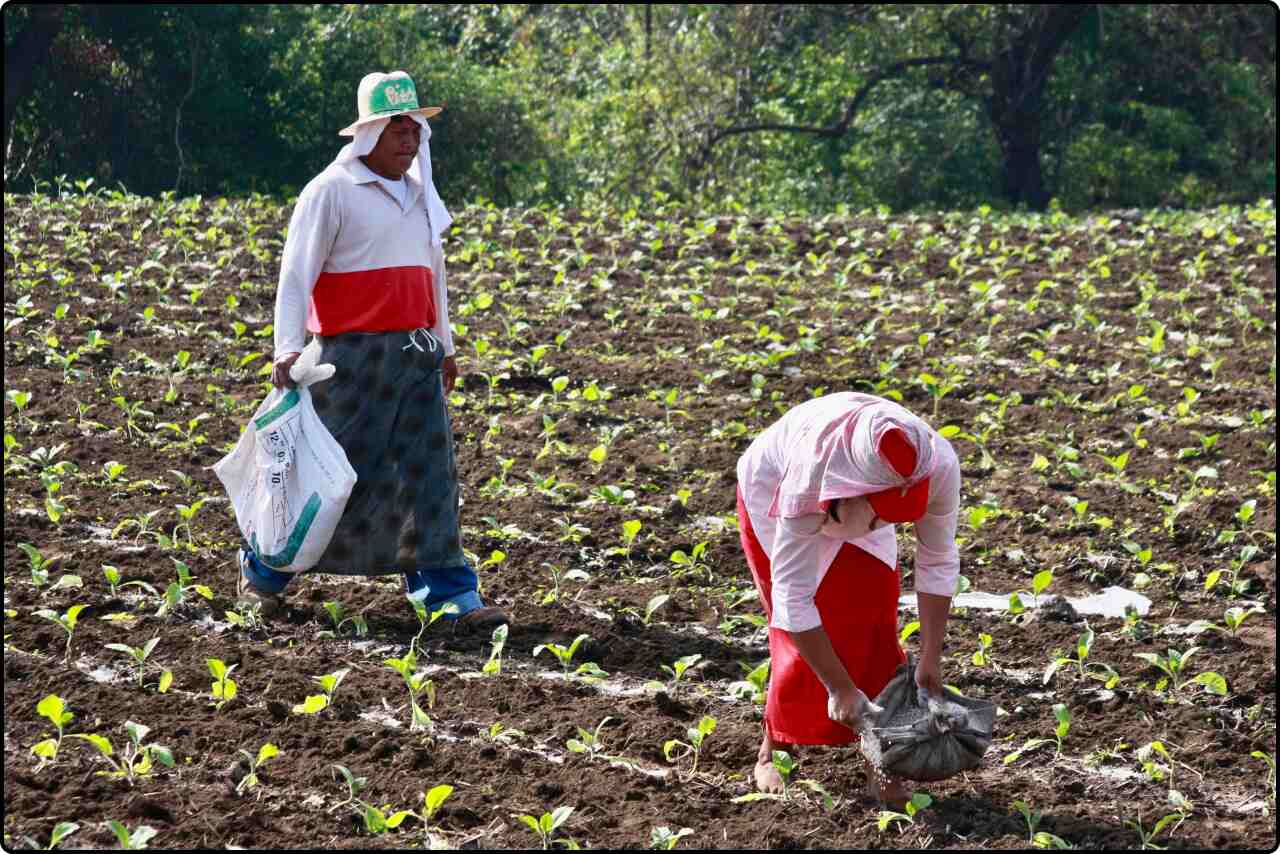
[737,393,961,633]
[273,158,454,360]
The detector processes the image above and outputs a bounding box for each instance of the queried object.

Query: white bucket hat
[339,70,442,136]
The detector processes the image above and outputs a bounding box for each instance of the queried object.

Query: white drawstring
[402,328,438,353]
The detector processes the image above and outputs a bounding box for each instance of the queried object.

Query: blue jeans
[240,550,483,617]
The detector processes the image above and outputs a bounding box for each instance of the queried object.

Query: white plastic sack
[213,342,357,574]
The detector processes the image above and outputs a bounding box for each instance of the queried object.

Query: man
[236,70,508,632]
[735,392,961,807]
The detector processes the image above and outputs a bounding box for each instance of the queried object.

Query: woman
[736,392,961,805]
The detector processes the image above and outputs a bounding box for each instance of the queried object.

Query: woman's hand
[827,684,883,731]
[914,653,944,699]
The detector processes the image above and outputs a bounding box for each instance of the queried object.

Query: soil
[2,193,1276,850]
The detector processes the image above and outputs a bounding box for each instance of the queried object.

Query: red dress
[737,488,906,745]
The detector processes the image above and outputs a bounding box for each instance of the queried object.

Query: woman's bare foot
[865,772,911,810]
[754,730,789,794]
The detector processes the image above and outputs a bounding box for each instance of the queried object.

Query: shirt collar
[343,158,423,202]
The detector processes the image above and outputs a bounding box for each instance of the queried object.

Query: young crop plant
[669,541,712,580]
[482,623,508,675]
[72,721,175,784]
[20,820,80,851]
[565,716,618,762]
[1188,605,1265,639]
[533,633,592,677]
[663,715,716,776]
[206,658,238,710]
[35,604,87,662]
[103,637,166,689]
[1008,569,1054,614]
[733,750,834,809]
[537,563,590,604]
[876,793,934,834]
[1042,624,1118,688]
[107,821,158,850]
[408,598,459,658]
[384,649,436,731]
[642,592,671,626]
[729,660,770,705]
[1133,647,1227,696]
[608,519,643,559]
[156,560,213,617]
[653,653,706,696]
[516,805,576,850]
[650,826,695,850]
[292,667,350,715]
[319,601,369,638]
[235,742,280,796]
[30,694,74,769]
[18,543,56,588]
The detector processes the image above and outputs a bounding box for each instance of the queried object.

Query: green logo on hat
[370,77,419,115]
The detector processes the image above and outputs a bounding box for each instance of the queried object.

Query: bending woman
[736,392,961,806]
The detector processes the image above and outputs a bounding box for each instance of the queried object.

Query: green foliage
[4,5,1270,212]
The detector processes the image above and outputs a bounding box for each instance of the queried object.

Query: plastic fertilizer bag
[213,342,356,574]
[860,657,995,782]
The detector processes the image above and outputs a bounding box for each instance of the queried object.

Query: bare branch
[696,54,990,165]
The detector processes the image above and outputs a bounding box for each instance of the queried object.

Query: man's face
[365,115,421,178]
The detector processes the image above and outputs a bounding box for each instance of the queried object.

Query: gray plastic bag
[859,657,995,782]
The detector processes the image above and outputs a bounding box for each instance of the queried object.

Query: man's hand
[442,355,458,394]
[272,352,301,389]
[827,684,882,732]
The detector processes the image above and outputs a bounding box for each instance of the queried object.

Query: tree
[3,4,68,161]
[695,5,1092,210]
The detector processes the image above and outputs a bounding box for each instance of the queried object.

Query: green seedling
[669,541,712,580]
[566,716,614,761]
[320,601,368,638]
[538,563,590,604]
[482,623,509,675]
[1051,703,1072,755]
[1009,569,1054,614]
[533,633,591,676]
[293,667,350,714]
[733,750,802,804]
[1043,623,1116,687]
[21,820,80,850]
[729,660,770,705]
[35,604,87,662]
[1125,812,1183,850]
[663,715,716,775]
[408,598,459,658]
[207,658,238,710]
[1133,647,1226,695]
[516,805,576,850]
[650,826,695,850]
[1003,737,1051,765]
[484,722,527,745]
[6,389,36,429]
[971,633,994,667]
[876,792,933,832]
[157,560,213,617]
[642,593,671,626]
[1251,751,1276,811]
[656,653,705,695]
[608,519,643,559]
[72,721,174,784]
[17,543,55,588]
[112,509,164,544]
[1033,831,1074,849]
[30,694,74,768]
[107,821,158,850]
[330,763,370,813]
[235,742,280,795]
[104,637,160,688]
[1135,741,1174,783]
[1013,800,1044,842]
[384,649,436,731]
[1188,605,1264,638]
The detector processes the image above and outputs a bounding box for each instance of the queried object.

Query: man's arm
[272,183,340,388]
[426,240,457,393]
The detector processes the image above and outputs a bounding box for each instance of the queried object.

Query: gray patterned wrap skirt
[305,330,465,576]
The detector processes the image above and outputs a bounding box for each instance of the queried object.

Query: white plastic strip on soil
[900,586,1153,618]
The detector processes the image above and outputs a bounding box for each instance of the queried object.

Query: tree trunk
[985,5,1091,210]
[3,5,66,157]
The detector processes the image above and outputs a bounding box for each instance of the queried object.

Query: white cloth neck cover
[329,115,452,245]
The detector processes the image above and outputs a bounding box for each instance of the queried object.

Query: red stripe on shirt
[306,265,436,336]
